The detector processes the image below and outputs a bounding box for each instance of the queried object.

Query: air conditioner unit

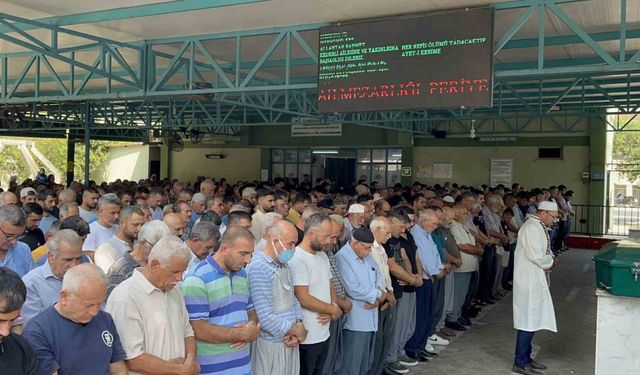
[205,153,225,159]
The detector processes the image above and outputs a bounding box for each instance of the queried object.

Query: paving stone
[411,249,596,375]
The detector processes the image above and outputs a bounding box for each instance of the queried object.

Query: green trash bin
[594,240,640,298]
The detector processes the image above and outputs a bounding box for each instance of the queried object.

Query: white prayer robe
[512,215,557,332]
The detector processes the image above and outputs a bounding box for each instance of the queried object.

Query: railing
[571,204,640,236]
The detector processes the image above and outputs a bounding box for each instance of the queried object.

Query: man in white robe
[512,201,559,375]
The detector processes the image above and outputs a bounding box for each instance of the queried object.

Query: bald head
[163,213,185,237]
[59,263,106,324]
[266,220,298,255]
[62,263,106,293]
[58,189,77,205]
[268,220,297,242]
[0,191,18,207]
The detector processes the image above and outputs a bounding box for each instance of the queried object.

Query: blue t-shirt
[23,306,126,375]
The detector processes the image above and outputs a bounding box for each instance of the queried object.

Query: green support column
[589,115,608,234]
[83,102,91,186]
[260,148,271,182]
[401,146,414,186]
[65,130,75,187]
[393,132,414,186]
[589,116,607,206]
[160,144,170,180]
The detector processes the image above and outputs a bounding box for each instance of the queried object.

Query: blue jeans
[514,330,535,367]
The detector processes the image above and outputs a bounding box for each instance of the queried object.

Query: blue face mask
[274,239,295,264]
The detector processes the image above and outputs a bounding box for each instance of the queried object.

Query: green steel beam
[0,1,268,34]
[0,12,141,50]
[501,29,640,50]
[545,2,616,65]
[537,4,544,70]
[492,0,583,10]
[494,5,535,55]
[620,0,627,63]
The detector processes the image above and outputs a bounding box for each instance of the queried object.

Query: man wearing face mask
[247,220,307,375]
[106,236,199,375]
[511,201,558,375]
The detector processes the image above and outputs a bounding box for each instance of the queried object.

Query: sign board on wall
[401,167,412,177]
[432,163,453,179]
[490,158,513,187]
[291,124,342,137]
[415,163,452,179]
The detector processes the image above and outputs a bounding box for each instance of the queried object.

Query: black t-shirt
[500,219,509,236]
[473,211,488,235]
[399,232,419,293]
[383,238,405,299]
[0,332,40,375]
[20,229,45,251]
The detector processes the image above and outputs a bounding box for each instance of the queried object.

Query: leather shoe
[445,321,467,331]
[512,364,543,375]
[458,317,472,326]
[530,359,547,370]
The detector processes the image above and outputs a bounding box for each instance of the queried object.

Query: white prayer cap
[347,203,366,215]
[443,195,455,204]
[537,201,558,212]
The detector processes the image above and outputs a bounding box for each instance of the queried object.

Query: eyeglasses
[0,225,21,241]
[357,242,373,250]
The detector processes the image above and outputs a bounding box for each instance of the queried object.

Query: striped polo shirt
[181,255,253,375]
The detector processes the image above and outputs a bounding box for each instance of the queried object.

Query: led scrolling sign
[317,8,494,113]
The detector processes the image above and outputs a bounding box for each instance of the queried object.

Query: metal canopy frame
[1,0,639,139]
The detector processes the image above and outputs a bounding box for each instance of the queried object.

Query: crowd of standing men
[0,176,574,375]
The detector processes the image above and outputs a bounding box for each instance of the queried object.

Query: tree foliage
[0,137,117,186]
[612,115,640,182]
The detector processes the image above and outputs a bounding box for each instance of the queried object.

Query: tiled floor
[411,249,597,375]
